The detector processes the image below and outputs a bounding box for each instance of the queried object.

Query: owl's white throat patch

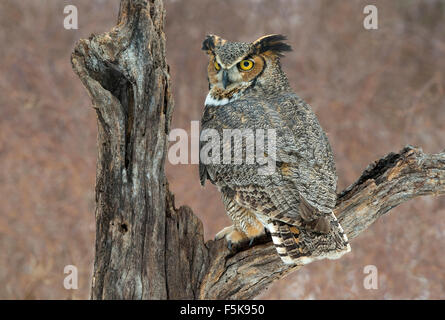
[205,87,246,106]
[205,92,241,106]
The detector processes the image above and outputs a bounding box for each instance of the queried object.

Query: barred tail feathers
[268,213,351,265]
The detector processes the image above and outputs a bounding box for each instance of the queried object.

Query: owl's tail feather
[268,213,351,265]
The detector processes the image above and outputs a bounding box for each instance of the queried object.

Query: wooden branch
[71,0,445,300]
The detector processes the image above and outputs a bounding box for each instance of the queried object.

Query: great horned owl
[199,34,351,265]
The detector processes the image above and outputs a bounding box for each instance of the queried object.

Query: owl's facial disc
[206,55,265,105]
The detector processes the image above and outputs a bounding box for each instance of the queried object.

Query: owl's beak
[222,69,230,89]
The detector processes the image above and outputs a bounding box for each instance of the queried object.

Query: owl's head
[202,34,292,106]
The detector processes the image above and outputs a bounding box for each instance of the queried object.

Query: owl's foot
[215,225,235,241]
[215,225,248,250]
[245,222,266,247]
[245,222,266,240]
[215,223,266,250]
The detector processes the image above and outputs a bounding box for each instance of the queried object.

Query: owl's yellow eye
[214,61,221,71]
[239,59,254,71]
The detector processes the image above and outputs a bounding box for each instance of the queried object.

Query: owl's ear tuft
[253,34,292,57]
[202,35,216,52]
[202,34,226,54]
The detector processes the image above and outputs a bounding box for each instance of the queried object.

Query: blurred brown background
[0,0,444,299]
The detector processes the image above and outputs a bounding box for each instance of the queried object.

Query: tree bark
[71,0,445,300]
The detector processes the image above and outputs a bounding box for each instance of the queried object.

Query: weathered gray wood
[71,0,445,300]
[71,0,174,299]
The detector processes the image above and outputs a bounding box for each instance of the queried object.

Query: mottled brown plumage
[199,34,350,265]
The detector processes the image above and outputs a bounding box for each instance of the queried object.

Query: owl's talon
[227,240,232,251]
[249,238,254,246]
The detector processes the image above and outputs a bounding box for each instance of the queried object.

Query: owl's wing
[272,95,338,216]
[266,94,337,223]
[200,94,337,225]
